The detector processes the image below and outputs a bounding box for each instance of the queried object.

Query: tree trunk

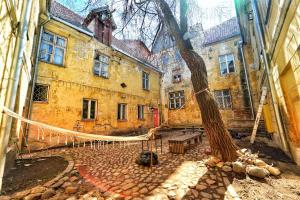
[182,50,239,161]
[156,0,239,161]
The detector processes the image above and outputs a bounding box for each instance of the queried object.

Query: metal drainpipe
[0,0,33,193]
[251,0,289,153]
[239,41,255,119]
[24,16,50,144]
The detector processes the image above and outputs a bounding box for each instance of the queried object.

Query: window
[175,50,182,61]
[39,31,66,66]
[118,103,127,120]
[169,91,185,109]
[142,72,149,90]
[219,54,235,75]
[94,53,109,78]
[138,105,144,120]
[33,84,49,102]
[82,99,97,120]
[173,74,182,83]
[162,55,169,65]
[214,90,232,109]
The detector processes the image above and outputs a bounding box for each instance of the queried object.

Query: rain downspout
[0,0,33,193]
[24,16,50,144]
[251,0,289,152]
[239,41,255,119]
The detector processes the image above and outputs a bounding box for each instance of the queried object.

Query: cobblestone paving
[1,132,237,200]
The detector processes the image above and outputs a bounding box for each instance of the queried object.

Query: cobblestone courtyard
[1,131,300,200]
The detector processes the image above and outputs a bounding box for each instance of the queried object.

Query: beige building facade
[235,0,300,165]
[152,18,259,130]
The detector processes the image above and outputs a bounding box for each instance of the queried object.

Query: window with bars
[219,54,235,75]
[138,105,144,120]
[214,90,232,109]
[39,31,66,66]
[33,84,49,102]
[169,91,185,109]
[142,71,149,90]
[118,103,127,120]
[94,53,109,78]
[82,99,97,120]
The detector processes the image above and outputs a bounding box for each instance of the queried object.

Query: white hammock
[1,106,153,142]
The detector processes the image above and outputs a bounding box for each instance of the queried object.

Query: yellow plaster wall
[0,1,40,142]
[160,36,256,128]
[29,19,161,148]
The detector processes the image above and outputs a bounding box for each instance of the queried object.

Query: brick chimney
[83,6,116,46]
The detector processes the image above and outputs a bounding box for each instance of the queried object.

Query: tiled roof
[111,38,154,68]
[50,1,93,34]
[49,1,156,69]
[203,17,240,45]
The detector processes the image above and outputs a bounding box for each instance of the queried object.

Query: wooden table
[168,133,202,154]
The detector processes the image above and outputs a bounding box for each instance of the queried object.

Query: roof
[50,1,92,34]
[49,1,159,71]
[203,17,240,45]
[111,38,160,71]
[152,17,240,52]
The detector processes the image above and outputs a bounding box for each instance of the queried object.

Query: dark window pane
[90,101,96,119]
[228,60,235,72]
[82,100,88,119]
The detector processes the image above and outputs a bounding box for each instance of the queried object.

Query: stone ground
[1,130,300,200]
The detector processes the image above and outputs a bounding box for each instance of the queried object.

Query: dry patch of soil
[2,156,68,195]
[232,137,300,200]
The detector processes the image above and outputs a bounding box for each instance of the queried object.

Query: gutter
[239,41,255,119]
[112,45,163,74]
[251,0,290,153]
[24,16,51,144]
[0,0,33,193]
[50,15,94,37]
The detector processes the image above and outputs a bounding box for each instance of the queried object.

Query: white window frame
[82,99,97,120]
[142,71,150,90]
[138,105,145,120]
[219,54,235,75]
[94,52,109,78]
[39,31,66,66]
[214,90,232,109]
[169,91,185,109]
[118,103,127,120]
[33,84,49,103]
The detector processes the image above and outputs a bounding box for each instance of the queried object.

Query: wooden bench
[168,133,202,154]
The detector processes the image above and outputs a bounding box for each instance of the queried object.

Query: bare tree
[62,0,239,161]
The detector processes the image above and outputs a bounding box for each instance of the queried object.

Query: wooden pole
[150,133,154,171]
[250,87,267,143]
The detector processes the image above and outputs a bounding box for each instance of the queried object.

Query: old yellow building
[27,2,162,149]
[235,0,300,165]
[152,18,259,130]
[0,0,44,190]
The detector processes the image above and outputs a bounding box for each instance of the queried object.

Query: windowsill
[117,119,127,122]
[33,101,48,104]
[81,119,96,122]
[138,118,146,121]
[94,74,109,79]
[143,88,150,91]
[220,72,235,76]
[169,107,185,110]
[40,60,65,68]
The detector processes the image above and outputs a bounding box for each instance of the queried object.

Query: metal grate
[33,84,48,102]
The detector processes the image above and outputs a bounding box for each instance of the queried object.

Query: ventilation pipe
[239,41,255,119]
